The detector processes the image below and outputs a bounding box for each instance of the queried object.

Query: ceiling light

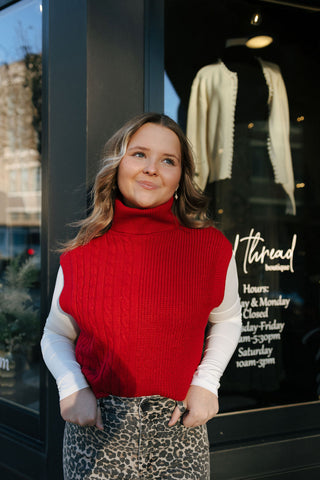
[246,35,274,49]
[251,12,262,26]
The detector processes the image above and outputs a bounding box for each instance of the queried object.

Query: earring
[174,189,179,200]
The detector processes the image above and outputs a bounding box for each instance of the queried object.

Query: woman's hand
[168,385,219,428]
[60,387,104,430]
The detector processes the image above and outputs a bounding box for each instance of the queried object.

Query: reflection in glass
[0,0,42,412]
[165,0,320,412]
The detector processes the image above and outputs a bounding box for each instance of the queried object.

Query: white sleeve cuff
[57,372,90,401]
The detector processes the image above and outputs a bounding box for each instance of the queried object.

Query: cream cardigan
[187,59,296,215]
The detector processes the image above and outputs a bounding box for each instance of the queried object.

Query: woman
[41,112,242,480]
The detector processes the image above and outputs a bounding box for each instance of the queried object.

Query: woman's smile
[136,180,160,190]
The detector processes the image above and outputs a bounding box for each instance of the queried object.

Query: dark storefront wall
[164,1,320,478]
[0,1,319,479]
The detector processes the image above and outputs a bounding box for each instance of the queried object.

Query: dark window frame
[158,0,320,450]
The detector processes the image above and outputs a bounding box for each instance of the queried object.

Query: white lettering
[236,359,257,368]
[243,284,270,294]
[236,357,276,368]
[240,300,250,309]
[241,321,260,335]
[238,335,251,343]
[233,229,297,274]
[251,333,281,344]
[238,345,273,358]
[257,357,276,368]
[0,356,10,371]
[265,264,289,272]
[243,307,269,319]
[259,296,290,309]
[259,320,285,333]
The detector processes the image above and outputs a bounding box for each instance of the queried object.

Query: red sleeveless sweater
[59,198,232,401]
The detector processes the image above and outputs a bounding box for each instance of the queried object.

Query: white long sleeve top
[186,58,296,215]
[41,255,242,401]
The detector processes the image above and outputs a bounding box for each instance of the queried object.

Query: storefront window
[0,0,42,412]
[165,0,320,412]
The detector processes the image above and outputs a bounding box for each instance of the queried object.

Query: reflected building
[0,58,41,258]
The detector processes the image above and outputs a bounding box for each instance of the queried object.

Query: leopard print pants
[63,395,210,479]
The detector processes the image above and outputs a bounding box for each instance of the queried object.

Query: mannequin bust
[222,41,269,122]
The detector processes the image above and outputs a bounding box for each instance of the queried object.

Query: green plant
[0,254,40,354]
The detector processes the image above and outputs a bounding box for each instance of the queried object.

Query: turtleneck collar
[111,197,179,234]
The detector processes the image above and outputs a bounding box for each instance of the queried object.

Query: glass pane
[0,0,42,412]
[165,0,320,412]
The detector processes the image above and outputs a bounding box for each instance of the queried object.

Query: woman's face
[117,123,182,209]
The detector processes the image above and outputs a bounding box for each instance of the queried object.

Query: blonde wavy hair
[62,112,213,251]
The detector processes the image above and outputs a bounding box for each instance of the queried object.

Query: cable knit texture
[59,198,232,401]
